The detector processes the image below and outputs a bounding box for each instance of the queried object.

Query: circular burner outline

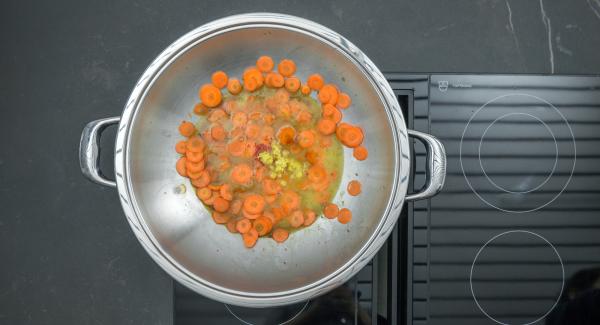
[460,93,577,213]
[469,230,565,325]
[478,112,559,194]
[224,300,310,325]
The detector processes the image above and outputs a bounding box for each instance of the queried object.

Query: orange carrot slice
[272,228,289,243]
[256,56,274,72]
[178,121,196,137]
[227,78,242,95]
[337,208,352,224]
[347,180,362,196]
[278,59,296,77]
[199,84,222,107]
[307,74,324,90]
[323,203,339,219]
[211,71,228,89]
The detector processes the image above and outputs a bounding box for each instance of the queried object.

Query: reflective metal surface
[79,116,120,188]
[81,14,445,306]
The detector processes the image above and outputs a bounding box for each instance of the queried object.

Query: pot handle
[405,130,446,201]
[79,117,120,188]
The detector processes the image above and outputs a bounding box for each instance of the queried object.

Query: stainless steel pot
[79,13,446,307]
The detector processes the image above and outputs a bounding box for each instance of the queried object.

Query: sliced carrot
[277,125,296,145]
[175,141,187,154]
[191,170,210,188]
[245,124,261,139]
[231,111,247,127]
[321,136,332,148]
[193,103,209,115]
[260,126,274,145]
[219,184,233,201]
[280,190,300,212]
[186,160,205,174]
[208,184,222,191]
[248,111,262,121]
[176,157,187,177]
[263,113,275,125]
[285,77,301,93]
[337,208,352,224]
[274,88,290,103]
[266,72,284,88]
[187,169,204,180]
[243,67,264,91]
[213,196,230,213]
[227,139,246,157]
[347,180,362,196]
[336,92,351,109]
[289,143,302,154]
[272,228,289,243]
[253,167,265,183]
[295,110,312,124]
[317,119,336,135]
[222,100,237,114]
[263,211,276,224]
[244,77,258,92]
[208,109,227,122]
[210,124,226,141]
[212,211,230,224]
[178,121,196,137]
[335,122,351,141]
[323,104,343,124]
[226,218,238,233]
[288,210,305,228]
[318,84,339,105]
[196,187,212,201]
[243,228,259,248]
[256,55,275,72]
[353,146,368,160]
[253,216,273,236]
[307,165,327,184]
[262,179,281,195]
[303,210,317,226]
[199,84,222,108]
[243,194,266,214]
[211,71,228,89]
[242,210,261,220]
[299,85,310,96]
[278,59,296,77]
[227,78,242,95]
[243,141,256,158]
[305,150,322,165]
[231,164,252,184]
[186,136,205,152]
[312,178,330,192]
[323,203,339,219]
[186,150,204,163]
[236,218,252,234]
[307,73,324,90]
[272,207,286,222]
[340,126,364,148]
[230,199,243,214]
[265,194,277,204]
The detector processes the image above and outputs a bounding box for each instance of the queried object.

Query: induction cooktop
[174,74,600,325]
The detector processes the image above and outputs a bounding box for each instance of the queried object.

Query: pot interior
[126,24,398,295]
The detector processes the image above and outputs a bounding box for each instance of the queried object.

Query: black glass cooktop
[389,74,600,325]
[174,74,600,325]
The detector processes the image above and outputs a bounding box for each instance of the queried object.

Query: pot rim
[113,12,410,307]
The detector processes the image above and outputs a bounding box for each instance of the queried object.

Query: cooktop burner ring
[478,112,559,194]
[224,300,310,325]
[460,93,577,213]
[469,230,565,325]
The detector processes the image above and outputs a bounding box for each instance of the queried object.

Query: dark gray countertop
[2,1,599,324]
